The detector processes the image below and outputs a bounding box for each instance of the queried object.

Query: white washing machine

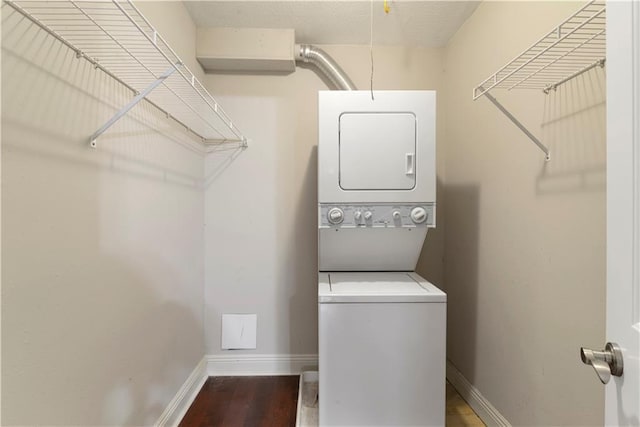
[318,272,446,426]
[317,91,446,426]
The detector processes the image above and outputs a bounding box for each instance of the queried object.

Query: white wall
[1,2,205,425]
[203,45,445,356]
[442,1,605,425]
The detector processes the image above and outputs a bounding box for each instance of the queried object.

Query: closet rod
[544,58,605,94]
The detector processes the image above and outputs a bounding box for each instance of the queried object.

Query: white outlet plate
[221,314,257,350]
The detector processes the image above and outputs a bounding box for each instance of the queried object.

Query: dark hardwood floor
[179,376,485,427]
[179,376,299,427]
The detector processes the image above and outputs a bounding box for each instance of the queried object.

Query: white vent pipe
[295,44,356,90]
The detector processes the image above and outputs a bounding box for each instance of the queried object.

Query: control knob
[363,211,373,221]
[392,211,401,220]
[410,207,428,224]
[328,207,344,225]
[354,211,362,222]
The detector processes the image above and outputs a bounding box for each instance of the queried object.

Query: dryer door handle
[406,153,415,175]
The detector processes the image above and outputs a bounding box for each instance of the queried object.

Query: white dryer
[318,90,436,204]
[318,91,436,272]
[317,90,446,426]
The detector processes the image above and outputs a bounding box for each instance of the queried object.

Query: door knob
[580,342,624,384]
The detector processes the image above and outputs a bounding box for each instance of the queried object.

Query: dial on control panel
[327,207,344,224]
[410,207,428,224]
[322,205,432,227]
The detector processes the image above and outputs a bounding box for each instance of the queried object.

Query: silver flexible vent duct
[295,44,357,91]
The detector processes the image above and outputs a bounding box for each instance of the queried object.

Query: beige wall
[135,2,205,83]
[1,1,609,424]
[1,2,205,425]
[203,44,445,355]
[443,1,605,425]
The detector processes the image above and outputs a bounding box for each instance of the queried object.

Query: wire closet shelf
[4,0,248,148]
[471,0,605,161]
[473,0,605,100]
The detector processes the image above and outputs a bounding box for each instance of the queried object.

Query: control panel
[319,204,435,228]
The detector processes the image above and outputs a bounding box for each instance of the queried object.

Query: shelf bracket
[89,65,179,148]
[478,85,551,161]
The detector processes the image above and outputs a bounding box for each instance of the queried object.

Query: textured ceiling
[183,1,480,48]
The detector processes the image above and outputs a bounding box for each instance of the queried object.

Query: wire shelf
[473,0,606,100]
[4,0,248,147]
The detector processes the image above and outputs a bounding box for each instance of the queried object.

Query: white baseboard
[207,353,318,376]
[156,357,208,427]
[446,361,511,427]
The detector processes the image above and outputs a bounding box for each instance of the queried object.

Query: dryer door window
[339,113,416,191]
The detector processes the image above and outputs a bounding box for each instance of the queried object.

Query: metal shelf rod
[543,58,605,93]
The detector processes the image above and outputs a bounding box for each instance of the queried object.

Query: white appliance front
[318,90,436,204]
[318,272,446,426]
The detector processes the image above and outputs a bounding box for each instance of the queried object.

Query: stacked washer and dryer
[317,91,446,426]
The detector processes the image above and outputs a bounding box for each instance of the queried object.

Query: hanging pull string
[370,0,374,100]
